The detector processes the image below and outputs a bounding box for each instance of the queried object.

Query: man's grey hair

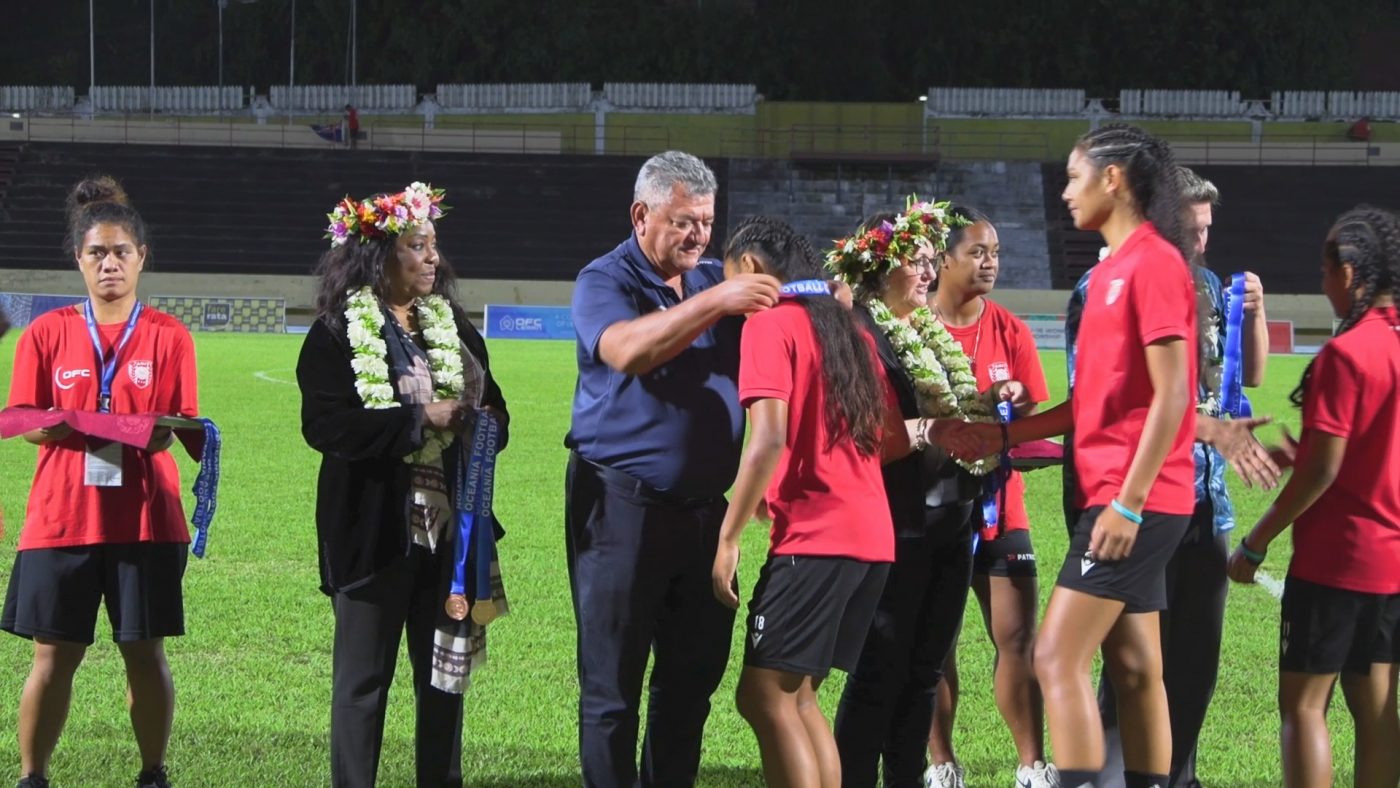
[1177,165,1220,206]
[634,150,717,208]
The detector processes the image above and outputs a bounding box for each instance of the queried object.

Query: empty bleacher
[0,142,694,280]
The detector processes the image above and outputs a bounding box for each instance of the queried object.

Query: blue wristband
[1110,498,1143,525]
[1239,539,1267,564]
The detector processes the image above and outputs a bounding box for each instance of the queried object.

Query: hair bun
[65,175,130,221]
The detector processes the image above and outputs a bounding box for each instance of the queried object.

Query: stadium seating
[0,142,654,280]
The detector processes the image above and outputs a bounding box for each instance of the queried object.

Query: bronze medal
[444,594,469,621]
[470,598,498,626]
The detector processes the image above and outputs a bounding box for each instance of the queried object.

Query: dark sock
[1059,769,1100,788]
[1124,771,1169,788]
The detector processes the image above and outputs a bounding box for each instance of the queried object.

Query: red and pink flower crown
[324,182,447,248]
[824,196,965,283]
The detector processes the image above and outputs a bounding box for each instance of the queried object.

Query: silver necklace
[935,298,986,369]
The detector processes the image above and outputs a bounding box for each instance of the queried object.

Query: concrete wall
[0,269,574,325]
[1,269,1333,332]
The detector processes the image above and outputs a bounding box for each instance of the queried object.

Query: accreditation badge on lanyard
[82,300,143,487]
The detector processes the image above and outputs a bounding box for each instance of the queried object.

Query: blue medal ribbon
[779,279,831,298]
[82,300,143,413]
[977,401,1016,552]
[452,410,501,600]
[189,418,222,558]
[1220,273,1253,418]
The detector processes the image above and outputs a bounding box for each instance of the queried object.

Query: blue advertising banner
[0,293,86,329]
[483,305,574,341]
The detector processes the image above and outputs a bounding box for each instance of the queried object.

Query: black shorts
[744,554,889,679]
[1280,576,1400,675]
[974,529,1038,578]
[1054,506,1189,614]
[1,543,188,645]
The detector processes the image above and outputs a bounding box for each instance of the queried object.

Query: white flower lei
[865,298,997,474]
[344,286,466,464]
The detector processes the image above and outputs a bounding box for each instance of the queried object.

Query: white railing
[268,84,416,112]
[1272,91,1327,118]
[435,83,592,111]
[1120,89,1248,117]
[0,86,75,112]
[89,86,245,113]
[925,87,1085,116]
[603,83,757,110]
[1328,91,1400,119]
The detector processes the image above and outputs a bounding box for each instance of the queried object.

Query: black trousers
[565,453,735,788]
[834,502,976,788]
[330,547,465,788]
[1099,500,1228,788]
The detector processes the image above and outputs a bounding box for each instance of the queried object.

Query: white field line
[253,369,295,385]
[1255,570,1285,600]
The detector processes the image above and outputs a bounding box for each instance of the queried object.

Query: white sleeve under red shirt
[1070,222,1198,515]
[738,300,894,563]
[943,299,1049,532]
[1289,306,1400,594]
[6,305,199,549]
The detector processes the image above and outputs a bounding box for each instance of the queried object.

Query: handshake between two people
[920,379,1033,462]
[925,418,1007,463]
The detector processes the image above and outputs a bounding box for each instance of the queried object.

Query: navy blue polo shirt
[566,235,744,497]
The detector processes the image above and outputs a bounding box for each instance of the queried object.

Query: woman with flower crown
[828,199,1017,788]
[296,183,510,788]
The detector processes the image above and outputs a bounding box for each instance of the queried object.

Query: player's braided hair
[1291,205,1400,407]
[1076,123,1193,265]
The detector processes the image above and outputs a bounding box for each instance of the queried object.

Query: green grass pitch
[0,333,1356,786]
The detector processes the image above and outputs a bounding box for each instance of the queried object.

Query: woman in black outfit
[296,183,509,788]
[831,207,988,788]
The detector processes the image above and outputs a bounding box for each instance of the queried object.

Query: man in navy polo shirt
[566,150,781,787]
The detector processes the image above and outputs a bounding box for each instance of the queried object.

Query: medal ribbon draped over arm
[1220,273,1253,418]
[978,401,1016,546]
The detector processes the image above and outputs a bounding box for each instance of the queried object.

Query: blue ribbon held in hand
[452,410,501,613]
[976,400,1016,553]
[190,418,222,558]
[1220,273,1253,419]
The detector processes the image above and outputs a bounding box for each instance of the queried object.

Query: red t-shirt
[739,300,894,563]
[1071,222,1198,515]
[1289,307,1400,594]
[942,298,1049,532]
[6,305,199,549]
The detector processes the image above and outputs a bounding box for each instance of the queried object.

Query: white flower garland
[866,299,997,475]
[345,286,466,464]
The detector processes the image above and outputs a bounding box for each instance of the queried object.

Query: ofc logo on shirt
[54,366,92,390]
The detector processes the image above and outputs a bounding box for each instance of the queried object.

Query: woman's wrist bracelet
[1238,539,1266,565]
[1109,498,1144,525]
[912,417,929,452]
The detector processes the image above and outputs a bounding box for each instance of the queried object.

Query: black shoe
[135,765,170,788]
[17,775,50,788]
